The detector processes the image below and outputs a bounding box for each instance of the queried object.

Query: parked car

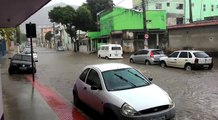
[160,50,213,70]
[57,46,64,51]
[73,63,175,120]
[129,49,166,65]
[22,50,38,61]
[98,44,123,59]
[8,53,38,74]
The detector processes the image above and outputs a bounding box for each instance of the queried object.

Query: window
[102,68,150,91]
[86,69,101,88]
[152,50,164,55]
[193,52,209,58]
[167,2,170,7]
[105,46,109,50]
[211,5,214,11]
[156,3,162,9]
[176,4,183,9]
[101,46,105,50]
[141,50,149,55]
[179,52,188,58]
[188,52,192,58]
[169,52,179,58]
[13,55,22,60]
[112,47,121,50]
[79,68,90,82]
[203,4,206,11]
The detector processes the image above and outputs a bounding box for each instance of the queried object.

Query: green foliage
[45,31,53,41]
[48,5,76,25]
[84,0,114,30]
[75,6,93,31]
[0,28,16,41]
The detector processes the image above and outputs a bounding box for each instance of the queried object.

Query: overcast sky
[45,0,133,8]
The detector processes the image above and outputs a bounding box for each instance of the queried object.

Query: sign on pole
[144,34,149,39]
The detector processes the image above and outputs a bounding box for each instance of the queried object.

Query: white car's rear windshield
[193,52,209,58]
[102,68,150,91]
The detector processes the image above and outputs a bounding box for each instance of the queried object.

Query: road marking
[25,75,87,120]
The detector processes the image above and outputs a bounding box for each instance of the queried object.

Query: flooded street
[2,47,218,120]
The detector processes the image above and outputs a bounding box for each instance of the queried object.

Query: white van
[98,44,123,59]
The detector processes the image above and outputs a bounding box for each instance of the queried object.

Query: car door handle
[174,59,176,60]
[83,87,87,90]
[185,59,188,61]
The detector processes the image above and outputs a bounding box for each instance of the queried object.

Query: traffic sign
[144,34,149,39]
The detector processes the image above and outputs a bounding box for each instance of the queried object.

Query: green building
[88,7,166,53]
[133,0,184,26]
[185,0,218,23]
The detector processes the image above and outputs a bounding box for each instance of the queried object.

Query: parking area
[1,47,218,120]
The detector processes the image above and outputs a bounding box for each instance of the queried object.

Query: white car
[98,44,123,59]
[160,50,213,70]
[22,50,38,61]
[73,63,175,120]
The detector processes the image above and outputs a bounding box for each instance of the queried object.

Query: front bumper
[118,104,176,120]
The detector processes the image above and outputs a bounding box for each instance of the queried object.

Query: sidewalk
[1,74,59,120]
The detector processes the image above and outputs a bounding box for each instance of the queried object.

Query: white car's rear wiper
[114,73,137,87]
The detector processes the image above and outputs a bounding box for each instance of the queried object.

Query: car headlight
[121,103,137,116]
[168,96,175,108]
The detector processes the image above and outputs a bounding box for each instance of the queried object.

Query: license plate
[19,67,27,70]
[203,65,209,67]
[115,54,118,56]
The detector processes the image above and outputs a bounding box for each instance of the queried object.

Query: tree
[48,5,93,52]
[75,6,93,31]
[48,6,77,51]
[84,0,114,30]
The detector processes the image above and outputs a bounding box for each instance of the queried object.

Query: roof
[0,0,51,27]
[168,20,218,30]
[174,50,203,52]
[86,63,131,72]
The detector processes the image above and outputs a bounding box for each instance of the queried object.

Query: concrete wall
[169,25,218,55]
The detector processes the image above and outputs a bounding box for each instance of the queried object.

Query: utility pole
[189,0,193,23]
[142,0,148,49]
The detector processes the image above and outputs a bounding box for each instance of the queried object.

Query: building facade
[87,7,167,53]
[133,0,184,26]
[185,0,218,23]
[168,21,218,56]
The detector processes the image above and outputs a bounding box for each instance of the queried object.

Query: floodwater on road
[2,47,218,120]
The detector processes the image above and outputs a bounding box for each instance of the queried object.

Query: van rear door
[111,46,122,57]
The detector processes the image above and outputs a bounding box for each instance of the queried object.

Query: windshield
[193,52,209,58]
[102,68,150,91]
[13,55,31,62]
[112,47,121,50]
[152,50,164,55]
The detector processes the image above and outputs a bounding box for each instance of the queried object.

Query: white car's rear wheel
[185,64,192,71]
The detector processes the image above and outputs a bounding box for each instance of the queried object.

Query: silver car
[129,49,166,65]
[73,63,175,120]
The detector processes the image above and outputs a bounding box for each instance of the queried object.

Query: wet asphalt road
[2,47,218,120]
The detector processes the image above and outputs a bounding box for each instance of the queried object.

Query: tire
[73,89,81,107]
[98,55,101,58]
[8,68,14,74]
[145,60,151,65]
[208,64,213,70]
[130,58,134,63]
[104,110,117,120]
[105,56,109,60]
[160,61,167,68]
[185,64,192,71]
